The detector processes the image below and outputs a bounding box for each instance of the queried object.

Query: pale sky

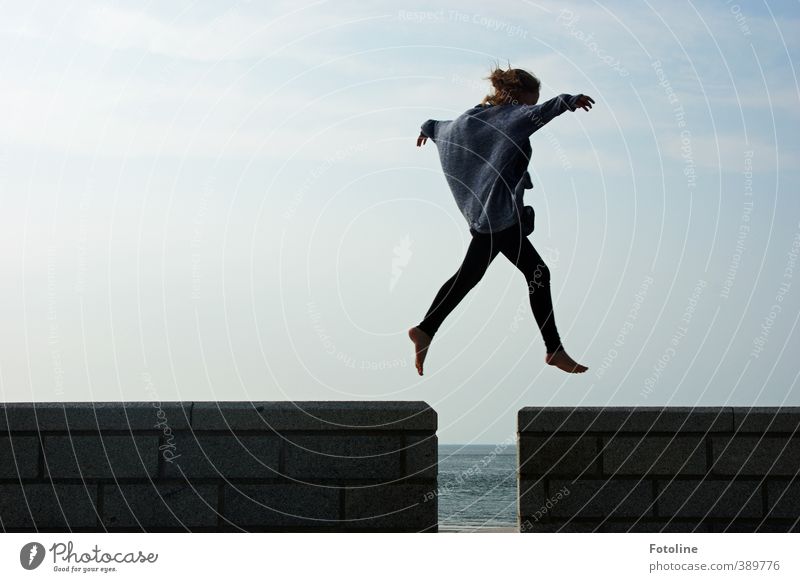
[0,0,798,443]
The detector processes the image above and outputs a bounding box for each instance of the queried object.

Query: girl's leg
[495,228,587,372]
[495,230,563,353]
[416,230,501,338]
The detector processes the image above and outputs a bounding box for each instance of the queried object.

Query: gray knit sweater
[420,94,581,233]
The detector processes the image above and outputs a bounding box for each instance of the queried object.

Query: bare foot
[545,349,588,374]
[408,327,432,375]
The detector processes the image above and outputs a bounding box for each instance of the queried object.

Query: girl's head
[480,62,540,106]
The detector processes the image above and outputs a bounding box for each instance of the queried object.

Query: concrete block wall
[0,401,437,532]
[518,407,800,532]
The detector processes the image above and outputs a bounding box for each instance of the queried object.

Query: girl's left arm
[518,94,593,135]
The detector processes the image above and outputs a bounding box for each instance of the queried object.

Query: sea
[436,444,518,532]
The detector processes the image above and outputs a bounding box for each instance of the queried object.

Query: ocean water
[436,444,518,531]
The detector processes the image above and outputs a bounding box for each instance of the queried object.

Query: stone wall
[0,401,437,532]
[518,406,800,532]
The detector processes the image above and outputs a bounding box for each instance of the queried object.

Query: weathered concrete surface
[518,406,800,532]
[0,401,437,532]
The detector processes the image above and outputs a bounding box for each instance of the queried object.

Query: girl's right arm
[418,119,439,145]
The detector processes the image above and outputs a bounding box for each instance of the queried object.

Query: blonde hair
[480,60,540,106]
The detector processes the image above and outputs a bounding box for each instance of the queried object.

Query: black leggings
[417,221,563,353]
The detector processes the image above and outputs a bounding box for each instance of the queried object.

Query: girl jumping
[409,64,594,375]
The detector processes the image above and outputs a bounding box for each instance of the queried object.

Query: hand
[417,131,428,147]
[573,94,595,111]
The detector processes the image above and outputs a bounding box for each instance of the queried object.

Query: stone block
[405,434,437,479]
[547,478,654,519]
[0,483,98,529]
[0,401,191,431]
[518,436,598,476]
[0,436,39,478]
[519,406,733,433]
[711,436,800,475]
[517,478,547,516]
[284,435,404,481]
[603,435,706,475]
[162,434,280,478]
[345,483,437,531]
[597,519,714,532]
[222,483,340,528]
[765,480,800,518]
[733,407,800,432]
[43,435,158,479]
[192,401,436,431]
[656,479,762,518]
[103,482,219,529]
[707,519,798,533]
[523,519,713,532]
[519,520,597,532]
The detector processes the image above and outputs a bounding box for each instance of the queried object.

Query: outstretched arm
[417,118,440,146]
[518,93,594,134]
